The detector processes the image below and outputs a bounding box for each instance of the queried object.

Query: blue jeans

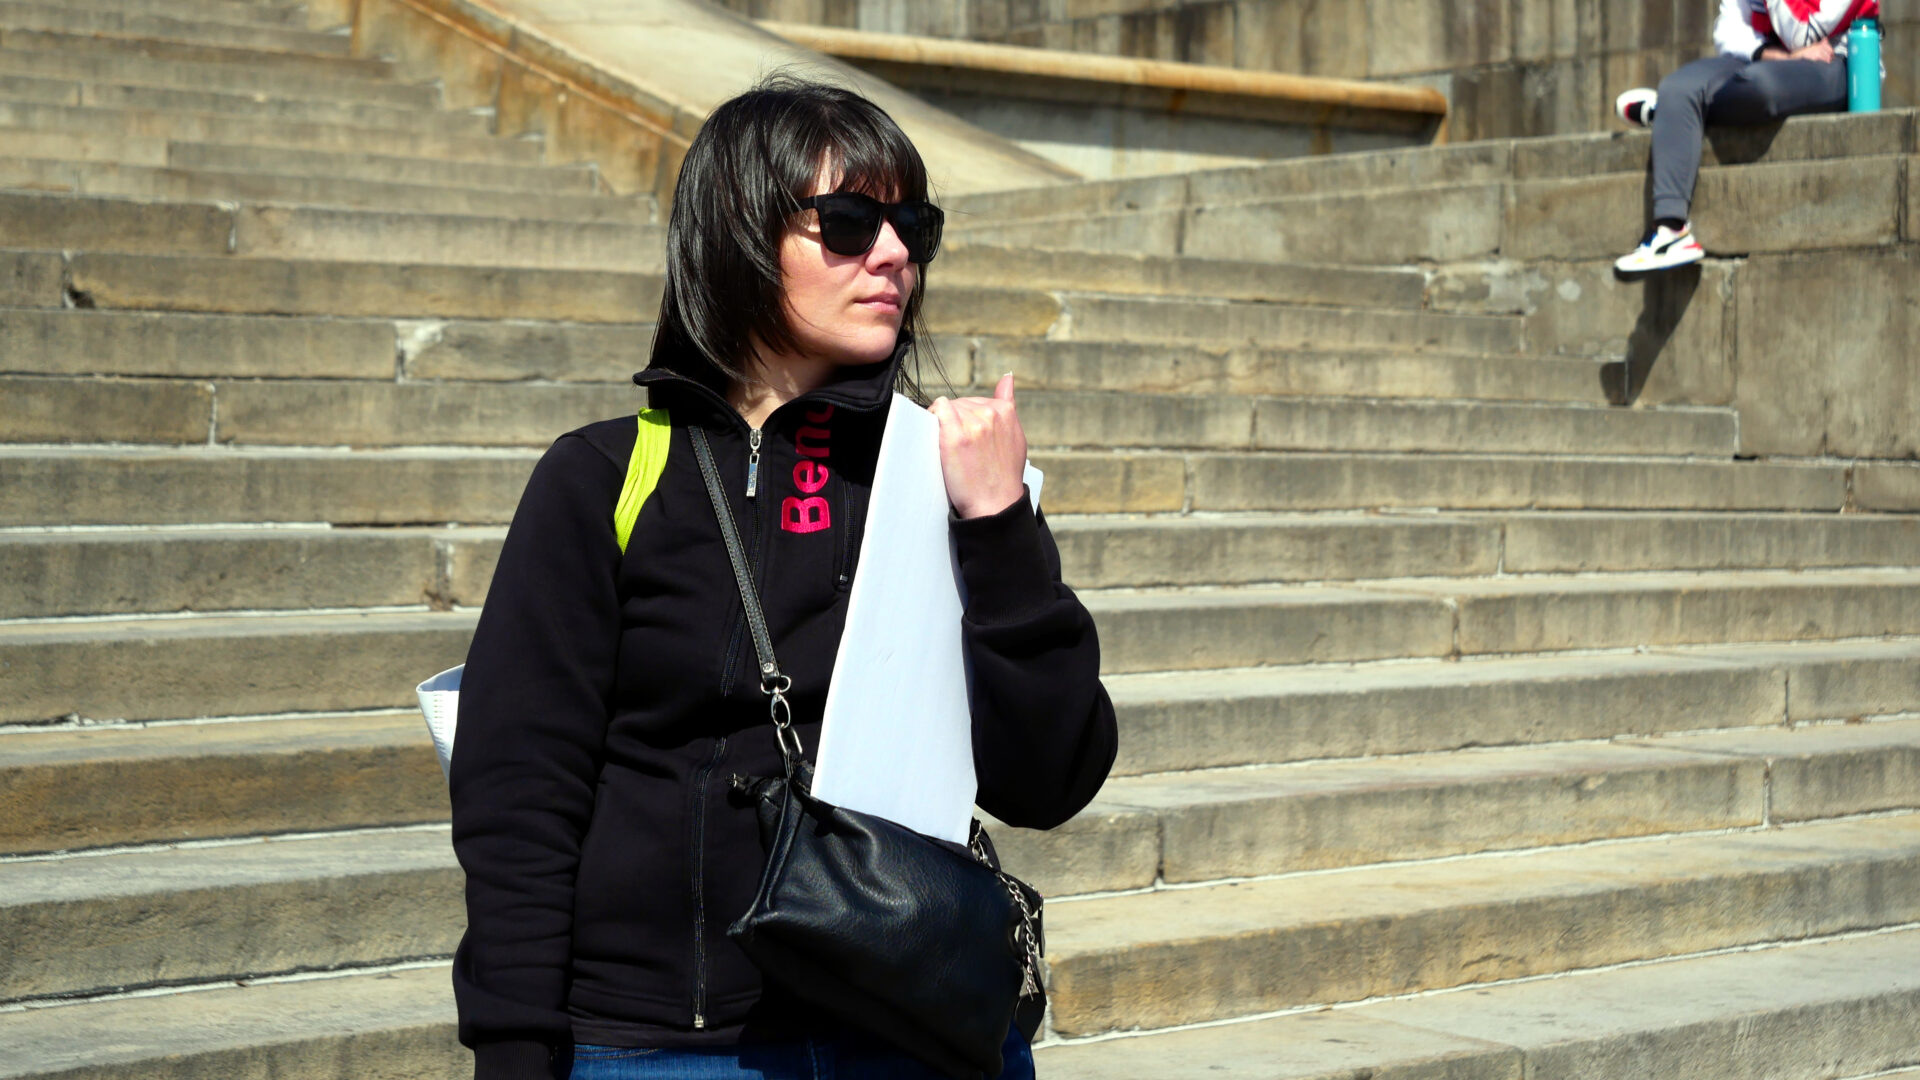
[570,1026,1036,1080]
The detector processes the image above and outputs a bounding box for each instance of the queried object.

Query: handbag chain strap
[689,425,801,773]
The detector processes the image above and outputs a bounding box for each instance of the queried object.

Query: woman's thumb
[995,371,1016,401]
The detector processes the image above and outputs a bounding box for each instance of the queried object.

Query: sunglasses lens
[816,199,883,258]
[891,202,943,263]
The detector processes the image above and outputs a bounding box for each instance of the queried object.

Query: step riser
[0,379,1734,459]
[0,309,399,380]
[228,206,665,272]
[1175,455,1847,514]
[970,337,1617,404]
[1060,295,1525,355]
[0,102,542,165]
[0,4,352,57]
[0,160,651,224]
[1045,846,1920,1036]
[0,45,438,108]
[0,29,394,80]
[50,0,309,30]
[43,83,491,138]
[0,618,474,725]
[0,452,1861,527]
[63,254,660,323]
[0,722,448,856]
[166,142,599,194]
[937,245,1427,310]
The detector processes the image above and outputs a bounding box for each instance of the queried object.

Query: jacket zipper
[745,427,762,498]
[689,734,727,1030]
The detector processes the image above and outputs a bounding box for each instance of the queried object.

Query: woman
[1611,0,1876,273]
[448,76,1118,1080]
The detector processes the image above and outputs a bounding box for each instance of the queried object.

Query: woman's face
[776,175,919,368]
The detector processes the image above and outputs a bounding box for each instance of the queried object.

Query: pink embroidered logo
[781,404,834,534]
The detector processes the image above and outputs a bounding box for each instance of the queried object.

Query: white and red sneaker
[1615,222,1704,273]
[1615,87,1658,128]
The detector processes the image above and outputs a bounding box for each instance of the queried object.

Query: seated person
[1612,0,1879,273]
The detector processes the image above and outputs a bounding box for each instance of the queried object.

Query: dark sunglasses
[796,193,944,264]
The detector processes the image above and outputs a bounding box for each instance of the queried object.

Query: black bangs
[649,74,944,402]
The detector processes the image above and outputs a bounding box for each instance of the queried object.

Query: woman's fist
[929,372,1027,519]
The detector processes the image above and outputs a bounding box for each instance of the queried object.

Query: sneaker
[1615,222,1704,273]
[1615,87,1657,128]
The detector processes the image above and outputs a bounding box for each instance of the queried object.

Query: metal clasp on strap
[761,663,803,774]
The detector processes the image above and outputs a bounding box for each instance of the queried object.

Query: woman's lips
[856,293,902,312]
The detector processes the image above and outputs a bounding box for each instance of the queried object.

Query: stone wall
[720,1,1920,143]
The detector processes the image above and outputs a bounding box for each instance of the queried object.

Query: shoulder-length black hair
[650,74,942,401]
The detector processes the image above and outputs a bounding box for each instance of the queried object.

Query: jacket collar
[632,337,911,423]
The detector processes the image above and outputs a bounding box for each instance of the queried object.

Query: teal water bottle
[1848,17,1882,113]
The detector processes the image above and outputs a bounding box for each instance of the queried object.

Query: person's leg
[1705,56,1851,126]
[1649,54,1751,224]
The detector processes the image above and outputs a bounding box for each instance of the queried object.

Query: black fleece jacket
[448,344,1118,1079]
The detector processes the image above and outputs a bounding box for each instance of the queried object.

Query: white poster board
[809,394,1042,843]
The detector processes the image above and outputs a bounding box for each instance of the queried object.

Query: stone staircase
[4,2,1920,1078]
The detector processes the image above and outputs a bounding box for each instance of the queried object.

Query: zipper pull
[745,427,762,498]
[692,1012,706,1030]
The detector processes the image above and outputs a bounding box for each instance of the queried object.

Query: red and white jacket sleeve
[1761,0,1878,51]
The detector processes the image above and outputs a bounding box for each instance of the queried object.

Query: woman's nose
[867,218,910,269]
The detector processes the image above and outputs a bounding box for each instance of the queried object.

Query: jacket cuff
[952,489,1054,626]
[473,1040,558,1080]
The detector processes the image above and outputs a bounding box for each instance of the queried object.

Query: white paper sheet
[810,394,1042,843]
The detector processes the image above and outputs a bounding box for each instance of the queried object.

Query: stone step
[8,660,1914,859]
[51,0,308,29]
[949,111,1915,226]
[0,611,476,725]
[0,526,464,619]
[6,724,1916,1000]
[1042,814,1920,1036]
[937,244,1427,310]
[0,2,352,57]
[0,308,405,380]
[0,829,461,1003]
[1037,924,1920,1079]
[0,447,1856,528]
[39,251,1510,349]
[953,154,1906,268]
[0,713,444,855]
[0,159,650,223]
[0,43,438,108]
[0,377,1739,458]
[15,570,1910,722]
[1031,719,1920,893]
[968,337,1620,405]
[0,28,393,80]
[1102,638,1920,775]
[0,101,543,166]
[0,78,492,137]
[165,141,600,194]
[6,928,1920,1079]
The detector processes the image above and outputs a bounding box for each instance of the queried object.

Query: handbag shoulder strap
[688,425,803,770]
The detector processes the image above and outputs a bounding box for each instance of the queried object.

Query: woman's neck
[728,347,838,428]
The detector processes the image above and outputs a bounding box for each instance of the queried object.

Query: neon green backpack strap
[614,408,672,554]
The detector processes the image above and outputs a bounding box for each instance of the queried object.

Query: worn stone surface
[1051,514,1499,587]
[1733,248,1920,458]
[0,449,537,526]
[1499,511,1920,573]
[231,205,666,272]
[1669,640,1920,723]
[1510,257,1735,405]
[0,831,460,1000]
[0,40,440,108]
[167,140,600,193]
[0,375,211,444]
[1024,451,1186,512]
[1109,741,1762,879]
[0,715,446,854]
[1250,397,1734,456]
[1045,818,1920,1034]
[1103,652,1784,775]
[1632,719,1920,823]
[1855,463,1920,511]
[1060,295,1523,353]
[0,309,396,379]
[1182,182,1505,265]
[1083,586,1454,673]
[1189,453,1846,512]
[213,380,641,448]
[0,528,440,618]
[0,249,62,308]
[0,611,475,723]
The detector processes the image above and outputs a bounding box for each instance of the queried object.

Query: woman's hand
[930,373,1028,519]
[1764,39,1835,62]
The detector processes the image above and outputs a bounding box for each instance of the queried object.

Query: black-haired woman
[448,76,1117,1080]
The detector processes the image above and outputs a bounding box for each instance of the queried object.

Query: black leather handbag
[687,426,1046,1080]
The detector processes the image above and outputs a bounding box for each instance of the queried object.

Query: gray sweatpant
[1651,52,1850,223]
